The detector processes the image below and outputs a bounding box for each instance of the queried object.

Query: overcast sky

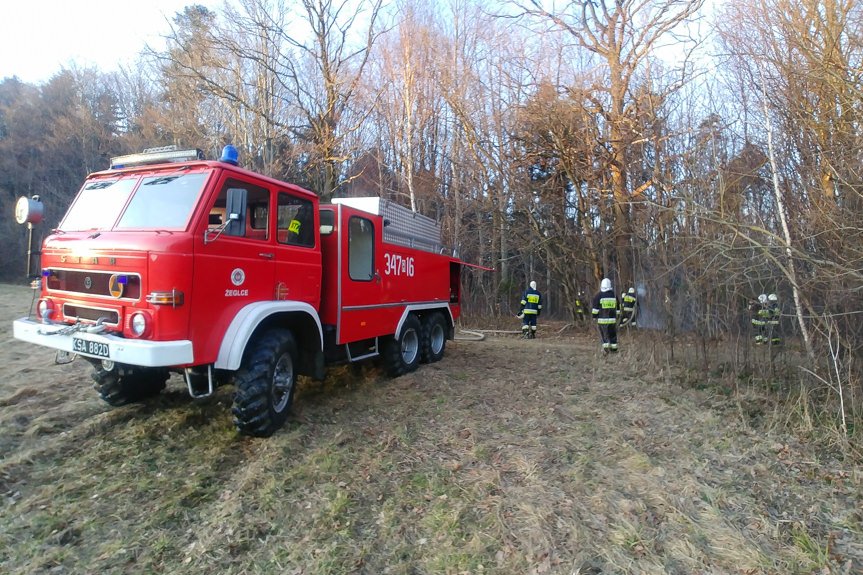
[0,0,222,85]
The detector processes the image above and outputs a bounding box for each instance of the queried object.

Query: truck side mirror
[225,188,247,237]
[204,188,248,244]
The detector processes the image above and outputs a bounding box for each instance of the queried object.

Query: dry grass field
[1,283,861,574]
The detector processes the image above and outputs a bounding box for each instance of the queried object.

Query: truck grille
[62,304,120,326]
[45,269,141,300]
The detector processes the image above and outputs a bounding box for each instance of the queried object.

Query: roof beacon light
[220,145,239,165]
[110,145,205,169]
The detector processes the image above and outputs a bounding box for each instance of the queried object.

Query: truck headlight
[129,312,150,337]
[37,299,55,322]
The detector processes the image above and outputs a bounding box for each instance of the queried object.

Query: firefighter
[750,294,769,345]
[518,281,542,339]
[768,293,781,345]
[592,278,620,353]
[286,202,314,245]
[575,291,586,322]
[620,287,638,326]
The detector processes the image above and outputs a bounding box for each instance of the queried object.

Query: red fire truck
[13,145,462,436]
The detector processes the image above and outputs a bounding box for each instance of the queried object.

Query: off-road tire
[91,365,169,406]
[231,330,298,437]
[420,313,447,363]
[382,314,421,377]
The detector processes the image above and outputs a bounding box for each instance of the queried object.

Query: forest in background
[1,0,861,428]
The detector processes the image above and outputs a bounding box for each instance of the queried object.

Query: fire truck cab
[13,146,461,436]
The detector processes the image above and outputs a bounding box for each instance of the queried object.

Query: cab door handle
[259,253,274,259]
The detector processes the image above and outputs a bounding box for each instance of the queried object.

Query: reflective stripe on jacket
[750,303,765,325]
[520,288,542,315]
[769,303,780,325]
[592,290,619,324]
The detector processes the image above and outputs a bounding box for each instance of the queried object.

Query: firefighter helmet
[601,278,612,292]
[758,294,768,304]
[768,293,777,301]
[530,281,537,290]
[628,287,635,294]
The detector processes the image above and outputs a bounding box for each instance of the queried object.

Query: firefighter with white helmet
[518,280,543,339]
[620,286,638,326]
[767,293,781,344]
[750,293,769,344]
[592,278,620,353]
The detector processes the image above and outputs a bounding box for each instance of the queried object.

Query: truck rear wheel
[231,329,297,437]
[382,314,421,376]
[421,313,447,363]
[92,364,169,406]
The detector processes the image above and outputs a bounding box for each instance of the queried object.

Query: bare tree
[157,6,227,152]
[373,1,443,212]
[157,0,383,200]
[716,0,863,366]
[0,71,123,280]
[518,0,705,288]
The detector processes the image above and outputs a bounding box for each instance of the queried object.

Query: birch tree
[158,0,383,200]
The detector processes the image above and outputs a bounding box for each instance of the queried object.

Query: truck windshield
[116,172,208,229]
[59,172,209,232]
[59,178,137,231]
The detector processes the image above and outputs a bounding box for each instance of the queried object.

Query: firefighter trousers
[598,323,618,351]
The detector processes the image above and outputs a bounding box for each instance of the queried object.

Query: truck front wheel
[421,313,447,363]
[231,329,297,437]
[382,314,421,376]
[91,364,169,406]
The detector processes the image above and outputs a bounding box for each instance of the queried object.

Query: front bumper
[13,317,194,367]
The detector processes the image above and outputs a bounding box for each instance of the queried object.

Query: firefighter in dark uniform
[519,281,542,339]
[592,278,620,353]
[768,293,781,345]
[575,291,586,323]
[750,293,769,344]
[620,287,637,326]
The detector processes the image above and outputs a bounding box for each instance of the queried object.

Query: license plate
[72,338,110,358]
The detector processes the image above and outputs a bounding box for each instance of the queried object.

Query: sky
[0,0,222,85]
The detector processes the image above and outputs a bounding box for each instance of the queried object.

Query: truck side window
[212,178,269,240]
[348,216,374,282]
[277,192,315,247]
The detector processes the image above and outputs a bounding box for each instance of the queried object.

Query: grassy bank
[1,284,860,574]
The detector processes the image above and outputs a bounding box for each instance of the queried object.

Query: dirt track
[1,283,861,574]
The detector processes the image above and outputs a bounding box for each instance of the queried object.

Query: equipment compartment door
[337,210,388,344]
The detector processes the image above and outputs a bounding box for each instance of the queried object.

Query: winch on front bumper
[13,317,193,367]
